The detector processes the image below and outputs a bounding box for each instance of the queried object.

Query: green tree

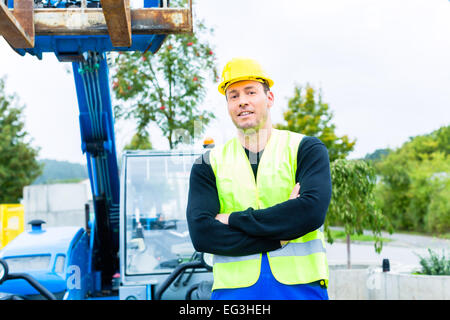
[110,0,218,149]
[374,126,450,234]
[326,159,391,268]
[0,77,42,202]
[426,177,450,234]
[33,159,87,185]
[364,148,391,162]
[123,132,153,151]
[276,84,356,162]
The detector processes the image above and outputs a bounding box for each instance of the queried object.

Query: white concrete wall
[23,183,91,228]
[328,263,450,300]
[367,268,450,300]
[328,263,375,300]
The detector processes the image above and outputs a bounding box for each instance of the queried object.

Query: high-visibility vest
[209,128,329,290]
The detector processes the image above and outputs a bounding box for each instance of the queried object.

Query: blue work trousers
[211,253,328,300]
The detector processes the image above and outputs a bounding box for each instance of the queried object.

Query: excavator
[0,0,213,300]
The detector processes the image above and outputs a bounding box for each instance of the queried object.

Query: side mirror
[200,252,213,271]
[0,259,9,284]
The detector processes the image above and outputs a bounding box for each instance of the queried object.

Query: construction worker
[186,57,332,300]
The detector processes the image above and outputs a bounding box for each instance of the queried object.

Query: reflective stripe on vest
[213,236,325,263]
[213,253,260,264]
[270,238,326,258]
[209,129,329,290]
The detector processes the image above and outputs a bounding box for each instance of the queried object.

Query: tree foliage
[374,125,450,234]
[326,159,392,267]
[33,159,88,185]
[110,0,218,149]
[276,84,356,162]
[123,132,153,151]
[364,148,391,162]
[0,77,42,202]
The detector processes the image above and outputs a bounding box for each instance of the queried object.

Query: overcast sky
[0,0,449,164]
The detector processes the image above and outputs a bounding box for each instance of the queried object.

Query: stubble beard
[234,111,269,136]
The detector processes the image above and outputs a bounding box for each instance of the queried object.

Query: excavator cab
[119,150,213,300]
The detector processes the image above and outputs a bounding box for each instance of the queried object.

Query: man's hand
[215,213,230,225]
[289,182,300,199]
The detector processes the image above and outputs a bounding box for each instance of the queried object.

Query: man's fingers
[215,213,229,225]
[289,183,300,199]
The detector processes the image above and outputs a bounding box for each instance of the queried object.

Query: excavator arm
[0,0,193,291]
[73,51,121,287]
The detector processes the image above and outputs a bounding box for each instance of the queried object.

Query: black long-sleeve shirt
[186,136,332,257]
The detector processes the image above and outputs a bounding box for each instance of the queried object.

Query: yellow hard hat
[218,57,274,95]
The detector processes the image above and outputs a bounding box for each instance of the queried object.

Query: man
[186,57,332,300]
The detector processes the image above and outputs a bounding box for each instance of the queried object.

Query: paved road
[326,228,449,269]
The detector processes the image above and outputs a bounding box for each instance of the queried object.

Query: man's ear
[267,91,274,109]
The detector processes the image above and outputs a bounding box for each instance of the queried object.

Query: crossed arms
[186,136,332,257]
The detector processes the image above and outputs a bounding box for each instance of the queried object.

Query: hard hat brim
[218,76,274,95]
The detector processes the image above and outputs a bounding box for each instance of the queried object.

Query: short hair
[225,81,271,100]
[261,81,271,94]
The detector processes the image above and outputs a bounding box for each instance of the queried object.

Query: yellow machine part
[0,204,24,249]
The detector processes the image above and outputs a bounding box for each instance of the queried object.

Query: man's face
[225,80,274,132]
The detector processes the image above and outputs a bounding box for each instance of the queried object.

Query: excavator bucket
[0,0,193,53]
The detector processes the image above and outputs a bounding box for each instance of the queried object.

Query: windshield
[3,255,51,273]
[123,152,201,275]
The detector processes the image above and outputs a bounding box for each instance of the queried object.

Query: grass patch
[439,233,450,240]
[391,230,450,240]
[327,229,392,243]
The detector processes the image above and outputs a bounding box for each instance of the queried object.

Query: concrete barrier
[328,263,376,300]
[367,267,450,300]
[22,183,91,228]
[328,262,450,300]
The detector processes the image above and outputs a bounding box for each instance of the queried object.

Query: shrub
[416,248,450,276]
